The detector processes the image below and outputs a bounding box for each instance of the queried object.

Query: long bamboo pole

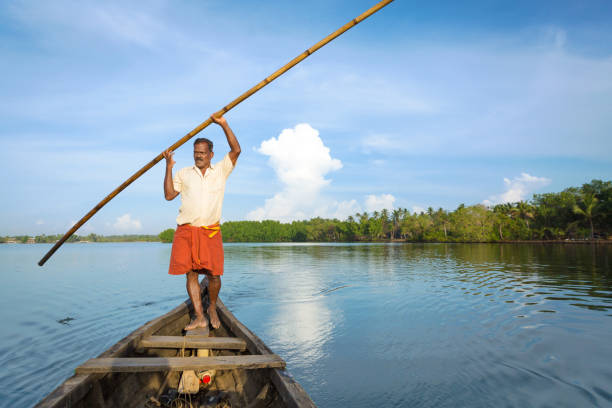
[38,0,394,266]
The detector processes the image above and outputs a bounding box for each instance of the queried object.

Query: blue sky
[1,0,611,236]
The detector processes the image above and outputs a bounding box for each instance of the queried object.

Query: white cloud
[257,123,342,190]
[7,1,190,51]
[279,69,436,117]
[365,194,396,212]
[484,173,551,205]
[361,133,442,155]
[247,123,343,221]
[36,220,44,225]
[247,124,402,221]
[329,200,361,220]
[112,214,142,232]
[352,40,612,159]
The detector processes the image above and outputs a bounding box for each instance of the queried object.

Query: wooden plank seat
[75,355,285,374]
[139,336,247,350]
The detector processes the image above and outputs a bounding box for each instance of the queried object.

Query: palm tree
[513,201,535,230]
[391,209,401,239]
[435,207,449,239]
[573,192,598,239]
[358,212,370,239]
[380,209,390,239]
[399,208,410,239]
[493,204,511,240]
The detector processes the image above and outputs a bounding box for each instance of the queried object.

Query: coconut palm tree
[493,204,512,240]
[392,209,401,239]
[380,208,390,239]
[435,207,449,240]
[573,192,599,239]
[513,201,535,231]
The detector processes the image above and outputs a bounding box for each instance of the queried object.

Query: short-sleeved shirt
[173,153,234,227]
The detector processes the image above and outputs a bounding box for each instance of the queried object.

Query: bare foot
[207,305,220,329]
[184,315,208,331]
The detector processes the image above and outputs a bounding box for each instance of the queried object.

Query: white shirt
[173,153,234,227]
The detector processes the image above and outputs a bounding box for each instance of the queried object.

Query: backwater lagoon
[1,243,611,407]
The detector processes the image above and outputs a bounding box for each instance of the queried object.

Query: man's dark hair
[194,137,213,152]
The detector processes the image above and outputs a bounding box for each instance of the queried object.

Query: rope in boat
[182,335,192,408]
[145,334,195,408]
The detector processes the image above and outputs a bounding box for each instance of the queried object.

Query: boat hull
[35,281,315,408]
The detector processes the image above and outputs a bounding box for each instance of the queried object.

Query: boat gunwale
[35,294,192,408]
[216,298,316,408]
[35,279,316,407]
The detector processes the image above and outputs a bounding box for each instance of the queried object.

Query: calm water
[0,243,611,407]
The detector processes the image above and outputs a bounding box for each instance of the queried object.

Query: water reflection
[225,243,612,407]
[1,243,611,407]
[268,301,335,371]
[441,244,612,315]
[228,244,339,372]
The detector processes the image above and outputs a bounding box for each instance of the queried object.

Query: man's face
[194,142,213,169]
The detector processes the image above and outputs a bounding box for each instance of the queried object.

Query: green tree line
[0,233,160,244]
[221,179,611,243]
[3,180,609,244]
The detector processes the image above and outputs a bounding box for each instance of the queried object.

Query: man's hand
[210,114,228,127]
[163,149,175,168]
[163,149,179,201]
[210,114,241,165]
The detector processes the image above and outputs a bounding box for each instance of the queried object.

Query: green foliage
[3,180,609,245]
[2,234,160,244]
[219,179,611,243]
[159,228,175,243]
[573,192,598,239]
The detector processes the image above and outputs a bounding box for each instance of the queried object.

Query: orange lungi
[168,224,224,276]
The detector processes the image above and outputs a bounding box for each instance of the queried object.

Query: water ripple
[1,243,611,407]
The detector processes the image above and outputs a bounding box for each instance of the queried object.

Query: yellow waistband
[200,224,220,238]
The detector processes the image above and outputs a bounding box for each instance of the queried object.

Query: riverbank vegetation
[0,234,159,244]
[221,179,611,242]
[2,180,609,244]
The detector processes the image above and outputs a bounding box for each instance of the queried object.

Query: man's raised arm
[211,115,241,165]
[163,149,179,201]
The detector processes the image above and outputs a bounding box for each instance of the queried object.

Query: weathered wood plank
[270,369,318,408]
[185,326,209,337]
[140,336,246,350]
[76,355,285,374]
[33,374,94,408]
[35,278,207,408]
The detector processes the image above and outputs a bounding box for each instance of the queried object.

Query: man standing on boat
[162,115,240,330]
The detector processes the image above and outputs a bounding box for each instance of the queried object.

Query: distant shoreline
[4,239,610,245]
[5,179,610,246]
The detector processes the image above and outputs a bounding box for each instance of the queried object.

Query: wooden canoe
[35,279,316,408]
